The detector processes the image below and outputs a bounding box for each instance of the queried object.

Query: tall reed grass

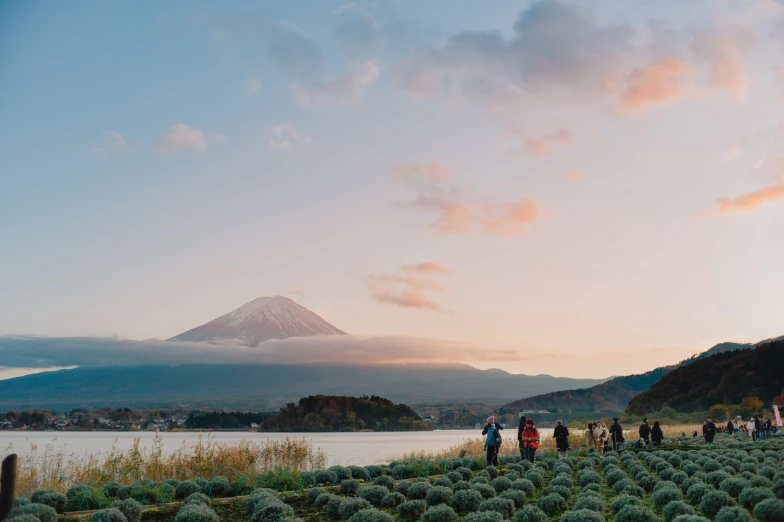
[6,433,326,496]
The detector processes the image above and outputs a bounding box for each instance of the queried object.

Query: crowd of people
[480,412,781,464]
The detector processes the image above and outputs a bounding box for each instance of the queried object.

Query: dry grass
[7,433,326,495]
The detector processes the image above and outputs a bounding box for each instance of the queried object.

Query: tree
[741,396,764,414]
[708,404,729,421]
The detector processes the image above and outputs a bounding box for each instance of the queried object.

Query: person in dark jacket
[553,420,569,458]
[639,418,651,446]
[754,417,763,440]
[726,420,734,434]
[651,420,663,446]
[704,418,717,443]
[517,415,527,459]
[482,415,503,466]
[609,418,624,451]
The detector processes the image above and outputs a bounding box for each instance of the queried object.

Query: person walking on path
[521,419,539,463]
[482,416,503,466]
[754,417,763,440]
[553,420,569,458]
[584,423,596,453]
[609,417,624,451]
[651,420,663,446]
[639,418,651,447]
[726,419,734,434]
[516,415,527,460]
[704,418,717,443]
[747,418,756,440]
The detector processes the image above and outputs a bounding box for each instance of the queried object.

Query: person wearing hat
[609,417,624,451]
[639,418,651,447]
[482,415,503,466]
[521,418,540,463]
[553,420,569,458]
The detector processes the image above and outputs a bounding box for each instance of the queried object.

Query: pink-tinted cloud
[517,128,575,158]
[269,123,311,151]
[561,170,584,184]
[690,28,753,101]
[389,162,450,183]
[480,198,542,237]
[714,182,784,212]
[291,61,380,106]
[618,59,692,112]
[157,124,207,153]
[367,263,451,312]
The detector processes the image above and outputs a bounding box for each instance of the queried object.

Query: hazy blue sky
[1,0,783,377]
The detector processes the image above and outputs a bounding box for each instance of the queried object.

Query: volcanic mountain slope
[169,296,346,345]
[500,337,777,415]
[626,339,784,415]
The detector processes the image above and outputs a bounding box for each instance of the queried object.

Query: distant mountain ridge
[169,296,347,345]
[626,339,784,414]
[0,364,608,411]
[500,337,778,415]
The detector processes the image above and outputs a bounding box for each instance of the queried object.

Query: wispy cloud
[292,61,380,106]
[703,182,784,214]
[392,163,542,237]
[618,59,692,113]
[367,263,451,312]
[157,124,207,153]
[269,123,311,151]
[244,78,262,94]
[92,130,128,155]
[511,127,575,158]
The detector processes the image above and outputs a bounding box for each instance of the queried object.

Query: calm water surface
[1,430,507,467]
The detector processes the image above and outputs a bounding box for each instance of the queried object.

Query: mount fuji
[168,296,347,345]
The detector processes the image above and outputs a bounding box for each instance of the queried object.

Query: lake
[0,430,511,467]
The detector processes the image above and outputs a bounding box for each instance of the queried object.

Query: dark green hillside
[261,394,428,431]
[626,339,784,414]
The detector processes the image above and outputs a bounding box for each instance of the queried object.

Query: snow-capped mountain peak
[168,295,347,345]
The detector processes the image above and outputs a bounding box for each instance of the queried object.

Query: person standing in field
[521,419,539,463]
[639,418,651,447]
[593,422,606,454]
[704,418,717,443]
[482,415,503,466]
[726,419,734,434]
[517,414,527,460]
[651,420,663,446]
[747,418,756,440]
[609,417,624,451]
[754,417,763,440]
[553,420,569,458]
[585,422,596,453]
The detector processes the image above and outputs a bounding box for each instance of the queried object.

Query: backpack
[493,425,503,447]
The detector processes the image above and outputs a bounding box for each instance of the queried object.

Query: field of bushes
[5,434,784,522]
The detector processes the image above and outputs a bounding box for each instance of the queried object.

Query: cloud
[267,22,325,81]
[512,127,575,158]
[618,59,693,112]
[394,163,542,237]
[287,290,305,297]
[157,124,207,153]
[561,170,584,184]
[269,123,311,151]
[721,146,742,163]
[690,28,754,101]
[292,61,380,105]
[0,366,76,381]
[367,263,450,312]
[335,3,382,52]
[93,131,128,155]
[0,334,523,368]
[244,78,262,94]
[707,182,784,213]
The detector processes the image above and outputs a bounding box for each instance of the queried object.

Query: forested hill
[500,338,763,416]
[261,395,429,432]
[626,340,784,415]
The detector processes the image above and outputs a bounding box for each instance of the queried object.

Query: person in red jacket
[521,419,540,463]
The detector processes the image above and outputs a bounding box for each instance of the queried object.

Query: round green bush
[205,477,230,497]
[29,490,67,514]
[751,476,773,488]
[176,481,203,500]
[456,467,473,481]
[432,477,452,489]
[558,510,605,522]
[686,482,714,505]
[662,501,694,522]
[358,486,389,507]
[577,470,601,486]
[612,478,636,494]
[446,472,462,484]
[525,470,544,488]
[499,489,526,508]
[462,512,503,522]
[314,493,334,508]
[614,505,657,522]
[422,505,457,522]
[453,481,470,492]
[339,499,373,520]
[185,493,211,506]
[178,503,220,522]
[306,488,325,505]
[424,486,452,507]
[572,496,604,514]
[620,483,645,498]
[9,504,58,522]
[348,467,370,481]
[484,466,499,479]
[581,483,601,494]
[773,479,784,500]
[397,500,427,522]
[449,489,482,514]
[671,516,710,522]
[739,486,775,508]
[340,479,361,496]
[715,506,752,522]
[490,477,511,493]
[469,483,495,500]
[349,509,393,522]
[706,471,731,488]
[717,477,747,498]
[578,488,602,499]
[370,475,394,491]
[514,505,547,522]
[682,463,700,476]
[247,490,280,515]
[550,475,573,489]
[478,497,514,519]
[543,485,571,501]
[699,490,736,518]
[407,482,432,500]
[7,515,41,522]
[637,474,658,492]
[253,501,295,522]
[511,479,535,496]
[610,495,641,513]
[753,498,784,522]
[89,508,128,522]
[605,468,627,487]
[381,492,405,508]
[112,499,142,522]
[537,493,566,516]
[653,486,682,506]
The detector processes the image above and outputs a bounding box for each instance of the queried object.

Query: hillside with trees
[260,395,429,432]
[626,340,784,415]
